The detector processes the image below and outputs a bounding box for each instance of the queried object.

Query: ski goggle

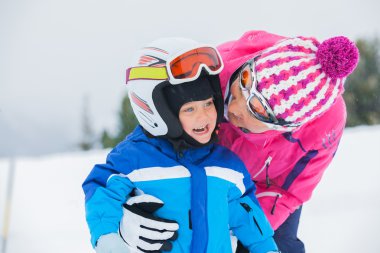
[126,46,223,85]
[238,56,299,128]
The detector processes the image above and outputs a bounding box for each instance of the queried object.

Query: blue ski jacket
[83,126,277,253]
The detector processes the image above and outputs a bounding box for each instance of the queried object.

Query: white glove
[119,194,179,252]
[95,233,132,253]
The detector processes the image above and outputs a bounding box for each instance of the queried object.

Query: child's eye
[205,100,214,107]
[183,107,194,113]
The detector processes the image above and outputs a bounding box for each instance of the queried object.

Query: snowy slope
[0,126,379,253]
[300,126,380,252]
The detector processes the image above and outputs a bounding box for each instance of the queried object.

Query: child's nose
[197,108,208,119]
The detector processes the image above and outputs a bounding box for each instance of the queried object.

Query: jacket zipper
[270,195,280,215]
[256,192,282,215]
[240,203,263,235]
[252,156,272,180]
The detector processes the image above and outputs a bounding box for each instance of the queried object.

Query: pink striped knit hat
[255,36,359,126]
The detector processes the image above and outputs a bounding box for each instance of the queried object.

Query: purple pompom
[316,36,359,78]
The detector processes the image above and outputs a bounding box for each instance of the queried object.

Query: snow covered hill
[1,125,379,253]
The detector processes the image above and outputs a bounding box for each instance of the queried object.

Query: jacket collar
[129,126,214,163]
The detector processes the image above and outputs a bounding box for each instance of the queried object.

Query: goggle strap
[126,67,168,83]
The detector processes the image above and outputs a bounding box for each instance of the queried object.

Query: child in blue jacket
[82,37,278,253]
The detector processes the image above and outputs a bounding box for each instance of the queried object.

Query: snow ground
[0,125,379,253]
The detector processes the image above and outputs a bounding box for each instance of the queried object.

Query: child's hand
[119,194,179,252]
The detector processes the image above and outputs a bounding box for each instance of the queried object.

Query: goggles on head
[126,46,223,85]
[238,56,300,129]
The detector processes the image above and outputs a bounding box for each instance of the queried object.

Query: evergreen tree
[101,95,138,148]
[344,37,380,127]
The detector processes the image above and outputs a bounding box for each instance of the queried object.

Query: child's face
[179,97,217,144]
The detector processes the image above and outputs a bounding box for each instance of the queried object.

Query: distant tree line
[91,37,380,149]
[100,95,138,148]
[343,37,380,126]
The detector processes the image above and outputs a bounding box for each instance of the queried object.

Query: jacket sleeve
[228,162,278,253]
[256,99,347,230]
[82,146,135,247]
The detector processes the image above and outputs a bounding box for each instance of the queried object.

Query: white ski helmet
[126,37,224,138]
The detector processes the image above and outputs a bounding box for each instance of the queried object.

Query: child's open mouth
[193,124,210,135]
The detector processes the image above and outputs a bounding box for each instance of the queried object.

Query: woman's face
[227,77,270,133]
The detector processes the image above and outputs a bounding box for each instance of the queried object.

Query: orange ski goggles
[126,46,223,85]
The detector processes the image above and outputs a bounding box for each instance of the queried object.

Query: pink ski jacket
[217,30,347,230]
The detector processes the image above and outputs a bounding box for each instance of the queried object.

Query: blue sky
[1,0,379,156]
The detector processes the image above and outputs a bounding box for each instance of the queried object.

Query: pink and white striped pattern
[255,37,345,126]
